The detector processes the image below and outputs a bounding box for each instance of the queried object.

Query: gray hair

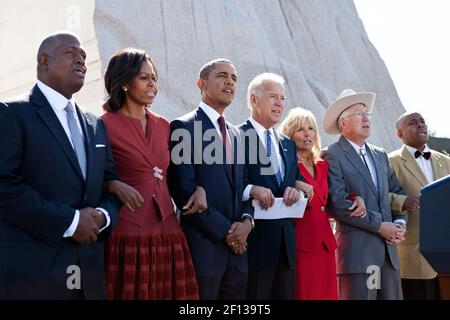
[247,73,285,109]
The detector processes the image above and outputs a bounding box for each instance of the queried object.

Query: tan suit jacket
[389,145,450,279]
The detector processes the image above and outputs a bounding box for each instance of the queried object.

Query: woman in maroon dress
[101,48,199,299]
[280,107,338,299]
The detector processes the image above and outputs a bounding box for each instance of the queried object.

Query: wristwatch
[242,214,255,229]
[395,221,407,230]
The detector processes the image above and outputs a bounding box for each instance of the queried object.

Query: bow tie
[414,150,431,160]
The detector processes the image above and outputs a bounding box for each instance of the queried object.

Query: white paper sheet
[253,197,307,220]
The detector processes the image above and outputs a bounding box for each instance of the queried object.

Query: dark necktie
[218,116,232,170]
[359,148,377,187]
[65,102,87,179]
[359,148,370,172]
[414,150,431,160]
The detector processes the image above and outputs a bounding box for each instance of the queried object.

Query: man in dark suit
[239,73,303,300]
[168,58,254,300]
[0,32,121,299]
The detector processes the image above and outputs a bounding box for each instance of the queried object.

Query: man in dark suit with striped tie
[239,73,304,300]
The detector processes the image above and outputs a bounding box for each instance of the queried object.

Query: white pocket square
[95,144,106,148]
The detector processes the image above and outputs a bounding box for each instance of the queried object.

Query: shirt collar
[405,144,431,157]
[248,117,276,137]
[345,137,367,154]
[37,80,76,112]
[199,101,225,126]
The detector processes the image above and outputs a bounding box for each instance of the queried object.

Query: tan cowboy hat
[323,89,376,135]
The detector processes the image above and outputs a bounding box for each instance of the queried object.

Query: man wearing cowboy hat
[323,89,411,300]
[389,111,450,300]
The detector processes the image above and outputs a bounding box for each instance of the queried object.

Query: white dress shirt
[199,102,253,223]
[199,101,230,144]
[346,138,378,189]
[405,144,434,184]
[37,81,110,237]
[242,117,285,201]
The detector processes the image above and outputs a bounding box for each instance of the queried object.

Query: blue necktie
[65,102,87,179]
[266,130,283,186]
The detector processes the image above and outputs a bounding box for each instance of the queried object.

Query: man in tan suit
[389,111,450,300]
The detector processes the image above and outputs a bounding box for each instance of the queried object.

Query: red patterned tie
[218,116,232,165]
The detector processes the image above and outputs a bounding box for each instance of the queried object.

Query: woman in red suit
[281,108,366,299]
[280,107,338,300]
[101,48,200,299]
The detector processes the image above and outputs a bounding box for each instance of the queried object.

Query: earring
[123,87,128,92]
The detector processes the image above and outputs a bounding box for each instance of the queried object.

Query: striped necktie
[266,130,283,186]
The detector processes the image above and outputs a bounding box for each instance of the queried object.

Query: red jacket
[295,159,337,252]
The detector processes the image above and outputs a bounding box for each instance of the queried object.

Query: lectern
[420,174,450,299]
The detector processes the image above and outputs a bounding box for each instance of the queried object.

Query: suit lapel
[243,121,286,188]
[228,125,241,213]
[401,145,428,186]
[197,107,233,188]
[300,162,327,206]
[339,137,378,197]
[246,120,266,166]
[77,105,92,181]
[274,131,289,188]
[32,86,84,180]
[228,124,239,189]
[366,145,383,200]
[431,152,447,180]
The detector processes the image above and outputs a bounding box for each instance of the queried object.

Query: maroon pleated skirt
[105,233,199,300]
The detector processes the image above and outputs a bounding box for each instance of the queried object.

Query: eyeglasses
[341,111,372,119]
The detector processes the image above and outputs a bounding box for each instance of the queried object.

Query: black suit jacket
[239,120,301,271]
[0,85,121,299]
[168,107,254,277]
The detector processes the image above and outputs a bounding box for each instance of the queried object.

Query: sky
[354,0,450,138]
